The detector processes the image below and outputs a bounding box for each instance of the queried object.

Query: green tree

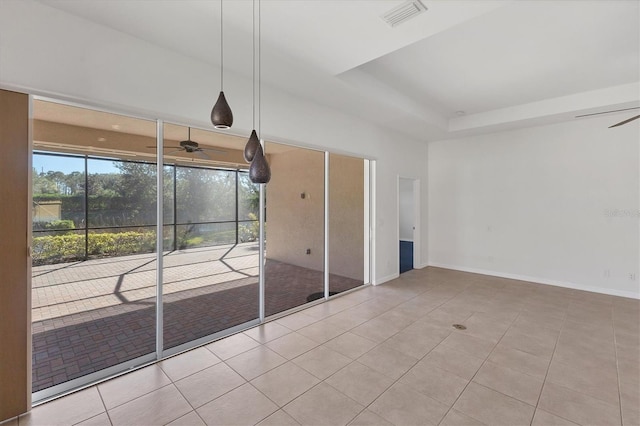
[33,168,58,195]
[238,172,259,220]
[176,167,235,223]
[111,161,156,225]
[45,170,68,194]
[63,171,84,195]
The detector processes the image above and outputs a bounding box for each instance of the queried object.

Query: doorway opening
[398,177,420,274]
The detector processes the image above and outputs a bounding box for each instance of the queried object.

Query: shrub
[87,231,155,257]
[46,220,75,230]
[239,213,260,242]
[33,220,76,232]
[32,233,85,264]
[183,236,204,247]
[32,230,156,265]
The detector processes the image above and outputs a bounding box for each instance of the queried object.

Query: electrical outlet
[630,273,636,281]
[604,269,610,278]
[306,248,311,255]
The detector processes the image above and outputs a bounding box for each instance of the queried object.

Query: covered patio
[31,243,362,391]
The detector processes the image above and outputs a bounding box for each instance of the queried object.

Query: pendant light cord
[258,0,261,137]
[252,0,256,128]
[220,0,224,89]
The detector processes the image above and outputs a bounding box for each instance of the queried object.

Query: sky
[33,152,122,175]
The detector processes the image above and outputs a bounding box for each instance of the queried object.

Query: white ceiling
[354,0,640,117]
[36,0,640,141]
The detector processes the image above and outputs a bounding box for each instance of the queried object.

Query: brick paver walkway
[32,244,362,392]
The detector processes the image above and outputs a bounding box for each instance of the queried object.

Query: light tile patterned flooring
[14,267,640,426]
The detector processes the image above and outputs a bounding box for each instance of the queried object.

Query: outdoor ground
[31,243,362,392]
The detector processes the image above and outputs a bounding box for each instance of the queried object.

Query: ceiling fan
[609,113,640,128]
[147,127,226,159]
[576,107,640,128]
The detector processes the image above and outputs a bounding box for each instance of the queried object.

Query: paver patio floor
[31,243,362,392]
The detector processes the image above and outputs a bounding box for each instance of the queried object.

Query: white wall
[0,0,428,283]
[399,178,414,241]
[429,114,639,298]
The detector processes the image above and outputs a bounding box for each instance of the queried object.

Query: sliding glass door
[30,98,371,401]
[329,153,366,294]
[264,143,325,316]
[32,100,158,398]
[161,124,259,354]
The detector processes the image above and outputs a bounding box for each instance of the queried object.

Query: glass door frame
[259,142,374,322]
[30,96,374,405]
[31,98,161,404]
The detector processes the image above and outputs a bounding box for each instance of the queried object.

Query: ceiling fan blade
[165,149,183,155]
[201,147,227,154]
[609,114,640,128]
[146,146,183,149]
[195,149,211,159]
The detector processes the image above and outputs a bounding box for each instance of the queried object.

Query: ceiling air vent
[381,0,427,27]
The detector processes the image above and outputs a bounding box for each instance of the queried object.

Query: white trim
[415,262,429,269]
[258,141,266,322]
[396,176,400,273]
[363,160,371,285]
[324,151,329,299]
[370,161,377,285]
[374,272,399,286]
[428,263,640,300]
[155,120,164,358]
[27,94,34,410]
[412,179,420,268]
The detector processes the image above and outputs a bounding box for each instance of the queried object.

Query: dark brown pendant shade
[211,91,233,129]
[244,130,260,163]
[249,143,271,183]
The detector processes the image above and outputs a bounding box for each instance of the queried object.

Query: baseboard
[374,272,399,285]
[427,262,640,300]
[0,416,19,425]
[415,262,429,269]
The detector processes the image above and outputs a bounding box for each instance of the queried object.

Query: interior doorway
[398,177,420,274]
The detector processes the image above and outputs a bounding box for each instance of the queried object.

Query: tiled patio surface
[31,244,362,392]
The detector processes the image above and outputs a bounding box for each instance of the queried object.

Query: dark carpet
[400,240,413,274]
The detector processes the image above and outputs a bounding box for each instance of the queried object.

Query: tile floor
[11,267,640,425]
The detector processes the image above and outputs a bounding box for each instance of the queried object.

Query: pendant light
[250,143,271,183]
[244,130,259,163]
[244,0,259,163]
[249,0,271,183]
[211,0,233,129]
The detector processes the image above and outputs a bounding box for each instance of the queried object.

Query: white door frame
[397,176,421,272]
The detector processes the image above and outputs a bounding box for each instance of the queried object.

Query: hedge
[33,220,75,231]
[33,225,257,265]
[32,231,155,265]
